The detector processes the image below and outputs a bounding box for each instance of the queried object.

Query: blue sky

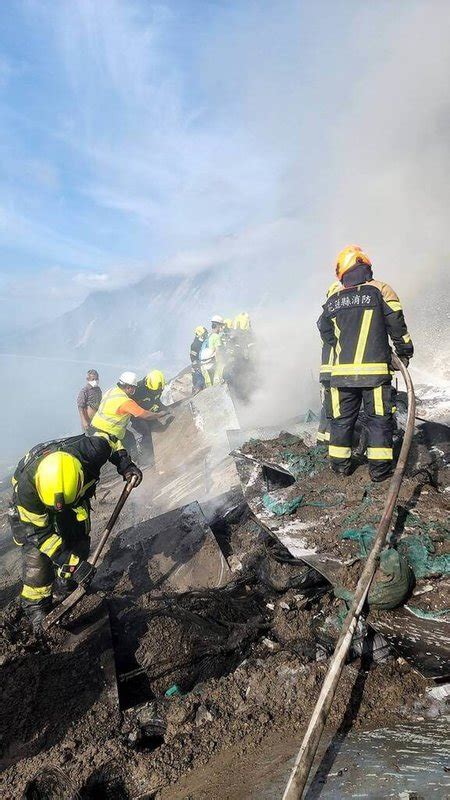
[0,0,449,333]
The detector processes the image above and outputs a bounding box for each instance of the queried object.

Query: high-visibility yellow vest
[202,365,220,387]
[90,385,131,439]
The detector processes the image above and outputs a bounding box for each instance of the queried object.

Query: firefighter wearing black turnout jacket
[318,245,413,481]
[131,370,169,464]
[10,432,142,629]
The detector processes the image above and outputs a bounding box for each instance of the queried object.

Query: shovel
[43,476,138,630]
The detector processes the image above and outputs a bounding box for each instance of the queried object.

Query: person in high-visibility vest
[200,347,220,387]
[190,326,208,393]
[90,371,166,456]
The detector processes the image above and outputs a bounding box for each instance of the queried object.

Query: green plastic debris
[403,512,449,536]
[165,684,181,697]
[262,493,304,516]
[334,548,413,611]
[343,485,375,526]
[282,445,328,478]
[341,525,376,557]
[406,605,450,621]
[262,491,335,516]
[397,532,450,579]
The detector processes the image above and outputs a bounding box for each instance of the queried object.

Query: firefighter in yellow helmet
[131,370,172,464]
[317,281,341,446]
[318,245,413,481]
[9,433,142,630]
[234,312,251,331]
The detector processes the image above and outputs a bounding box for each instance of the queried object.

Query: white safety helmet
[118,371,138,387]
[200,347,216,365]
[211,314,224,324]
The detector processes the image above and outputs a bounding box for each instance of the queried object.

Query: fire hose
[282,355,416,799]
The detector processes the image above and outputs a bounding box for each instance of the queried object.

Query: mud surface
[1,423,448,799]
[0,531,437,800]
[240,432,450,617]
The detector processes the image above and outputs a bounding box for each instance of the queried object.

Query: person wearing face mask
[77,369,102,431]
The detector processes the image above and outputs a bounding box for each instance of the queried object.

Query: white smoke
[1,1,450,471]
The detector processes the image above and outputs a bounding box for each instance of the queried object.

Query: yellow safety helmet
[145,369,166,391]
[194,325,208,338]
[35,452,84,511]
[234,312,250,331]
[326,280,342,299]
[335,245,371,280]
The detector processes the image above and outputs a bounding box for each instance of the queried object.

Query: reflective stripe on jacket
[317,279,413,388]
[90,385,131,439]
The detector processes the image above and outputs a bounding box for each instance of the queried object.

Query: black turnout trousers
[328,383,394,480]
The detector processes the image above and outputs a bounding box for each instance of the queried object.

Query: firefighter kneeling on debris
[9,432,142,630]
[318,245,414,481]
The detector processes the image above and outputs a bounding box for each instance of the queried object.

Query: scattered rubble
[1,411,449,799]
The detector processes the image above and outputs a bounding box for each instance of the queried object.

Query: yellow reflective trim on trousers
[331,318,341,363]
[332,363,389,376]
[354,309,373,364]
[329,445,352,458]
[21,583,52,601]
[387,300,402,312]
[373,386,384,416]
[39,533,63,558]
[17,505,49,528]
[316,431,330,442]
[331,387,341,418]
[402,333,411,343]
[320,365,332,374]
[367,447,393,460]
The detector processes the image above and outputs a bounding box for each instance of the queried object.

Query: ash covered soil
[241,428,450,613]
[1,427,449,799]
[0,519,442,800]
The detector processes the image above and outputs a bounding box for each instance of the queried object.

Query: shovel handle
[90,475,138,566]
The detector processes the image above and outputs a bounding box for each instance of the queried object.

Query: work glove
[124,463,143,486]
[159,413,175,427]
[393,355,409,369]
[71,559,96,587]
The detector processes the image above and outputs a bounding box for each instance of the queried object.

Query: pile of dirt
[0,558,437,800]
[0,595,133,799]
[241,431,311,462]
[409,576,450,616]
[243,435,449,596]
[132,648,429,796]
[1,429,447,799]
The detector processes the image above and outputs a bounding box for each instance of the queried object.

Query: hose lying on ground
[282,356,416,800]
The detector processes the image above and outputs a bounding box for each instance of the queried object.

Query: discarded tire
[23,767,80,800]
